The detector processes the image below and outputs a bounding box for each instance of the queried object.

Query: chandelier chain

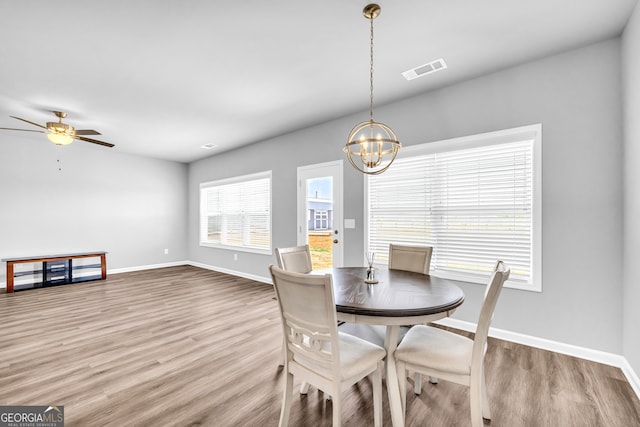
[369,14,374,122]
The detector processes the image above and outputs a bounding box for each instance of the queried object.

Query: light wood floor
[1,265,639,426]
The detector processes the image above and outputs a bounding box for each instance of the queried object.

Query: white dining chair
[274,245,314,369]
[388,243,433,274]
[388,243,434,390]
[275,244,313,274]
[269,265,386,427]
[394,261,510,427]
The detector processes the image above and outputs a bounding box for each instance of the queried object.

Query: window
[314,210,329,230]
[366,124,541,291]
[200,171,272,254]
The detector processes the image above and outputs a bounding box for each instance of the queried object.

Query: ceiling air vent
[402,58,447,81]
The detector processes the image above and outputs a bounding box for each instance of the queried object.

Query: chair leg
[469,372,483,427]
[332,389,341,427]
[279,371,293,427]
[372,361,383,427]
[396,361,408,419]
[481,370,491,420]
[413,372,438,394]
[279,338,285,367]
[300,382,310,395]
[413,372,422,394]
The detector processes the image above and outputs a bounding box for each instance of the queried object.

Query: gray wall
[189,38,624,354]
[622,3,640,377]
[0,136,188,281]
[396,39,624,354]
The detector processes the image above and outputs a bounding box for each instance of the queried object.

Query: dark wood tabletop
[315,266,466,318]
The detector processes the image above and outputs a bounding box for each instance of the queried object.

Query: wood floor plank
[1,265,639,426]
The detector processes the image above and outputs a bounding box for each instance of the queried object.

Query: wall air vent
[402,58,447,81]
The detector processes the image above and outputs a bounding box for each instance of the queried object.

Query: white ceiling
[0,0,636,163]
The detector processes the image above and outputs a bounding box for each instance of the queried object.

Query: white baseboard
[435,317,640,399]
[187,261,272,285]
[621,357,640,399]
[109,260,273,285]
[108,260,189,275]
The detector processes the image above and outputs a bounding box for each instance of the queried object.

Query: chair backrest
[388,244,433,274]
[275,245,313,274]
[269,265,340,378]
[471,261,510,371]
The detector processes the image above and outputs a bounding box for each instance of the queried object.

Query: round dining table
[314,266,466,427]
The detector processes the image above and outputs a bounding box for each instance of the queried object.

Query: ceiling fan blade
[10,116,47,130]
[74,135,114,148]
[74,129,101,136]
[0,127,45,133]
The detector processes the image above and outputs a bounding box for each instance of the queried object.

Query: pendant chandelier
[344,3,401,175]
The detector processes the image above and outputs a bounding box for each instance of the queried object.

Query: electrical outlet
[234,253,238,261]
[164,248,169,255]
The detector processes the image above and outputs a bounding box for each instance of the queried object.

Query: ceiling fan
[0,111,114,147]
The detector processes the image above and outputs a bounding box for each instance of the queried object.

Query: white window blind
[366,125,541,291]
[200,171,272,254]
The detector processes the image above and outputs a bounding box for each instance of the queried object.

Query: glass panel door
[297,161,343,269]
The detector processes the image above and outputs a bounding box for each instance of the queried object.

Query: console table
[2,252,107,293]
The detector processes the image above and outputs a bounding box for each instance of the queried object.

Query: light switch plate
[344,219,355,229]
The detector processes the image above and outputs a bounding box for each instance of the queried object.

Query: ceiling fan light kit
[46,112,74,145]
[0,110,114,148]
[343,3,401,175]
[46,132,74,146]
